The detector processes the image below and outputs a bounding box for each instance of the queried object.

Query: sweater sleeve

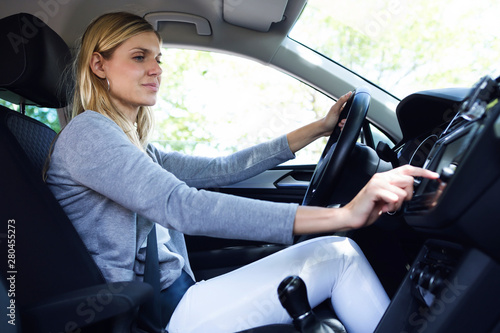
[149,135,296,188]
[56,111,297,244]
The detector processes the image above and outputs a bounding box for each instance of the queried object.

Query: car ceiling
[0,0,403,141]
[0,0,304,59]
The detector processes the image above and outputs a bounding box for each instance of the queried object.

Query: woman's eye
[156,59,162,64]
[133,56,145,62]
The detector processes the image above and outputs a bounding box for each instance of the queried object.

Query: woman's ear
[90,52,106,79]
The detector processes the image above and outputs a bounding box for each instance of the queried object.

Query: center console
[375,239,500,332]
[375,76,500,332]
[405,76,500,218]
[399,77,500,263]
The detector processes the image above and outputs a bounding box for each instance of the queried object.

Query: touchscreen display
[407,126,472,213]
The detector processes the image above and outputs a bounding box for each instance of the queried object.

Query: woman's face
[100,31,162,119]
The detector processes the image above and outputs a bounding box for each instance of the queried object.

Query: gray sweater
[46,111,298,289]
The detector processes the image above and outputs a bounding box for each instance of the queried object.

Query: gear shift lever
[278,276,346,333]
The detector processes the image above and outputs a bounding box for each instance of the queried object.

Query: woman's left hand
[319,91,352,136]
[286,91,352,154]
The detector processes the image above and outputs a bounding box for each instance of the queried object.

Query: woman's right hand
[293,165,438,235]
[342,165,439,229]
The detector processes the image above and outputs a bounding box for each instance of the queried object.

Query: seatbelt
[137,225,195,332]
[159,270,194,321]
[137,225,164,332]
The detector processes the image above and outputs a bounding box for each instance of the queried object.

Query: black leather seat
[0,13,152,332]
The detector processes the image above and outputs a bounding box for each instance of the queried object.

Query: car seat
[0,13,152,332]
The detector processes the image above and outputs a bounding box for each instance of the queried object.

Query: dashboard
[395,76,500,262]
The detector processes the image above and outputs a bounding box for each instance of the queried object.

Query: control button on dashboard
[418,265,432,289]
[410,263,423,281]
[439,166,455,183]
[428,270,444,293]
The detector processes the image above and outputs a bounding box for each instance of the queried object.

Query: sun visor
[223,0,288,32]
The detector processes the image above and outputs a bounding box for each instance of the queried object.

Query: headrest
[0,13,72,108]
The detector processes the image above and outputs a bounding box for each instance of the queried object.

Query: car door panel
[186,165,314,279]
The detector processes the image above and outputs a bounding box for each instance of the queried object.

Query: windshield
[290,0,500,99]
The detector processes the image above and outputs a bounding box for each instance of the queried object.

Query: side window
[152,49,333,165]
[370,124,395,149]
[0,99,61,132]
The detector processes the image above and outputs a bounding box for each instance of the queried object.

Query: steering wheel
[302,87,371,207]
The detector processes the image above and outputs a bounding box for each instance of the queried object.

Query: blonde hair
[72,12,161,150]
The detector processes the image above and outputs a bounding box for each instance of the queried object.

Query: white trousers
[167,236,390,333]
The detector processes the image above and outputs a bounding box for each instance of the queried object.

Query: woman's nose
[149,59,162,76]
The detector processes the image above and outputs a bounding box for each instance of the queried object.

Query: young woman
[45,12,438,333]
